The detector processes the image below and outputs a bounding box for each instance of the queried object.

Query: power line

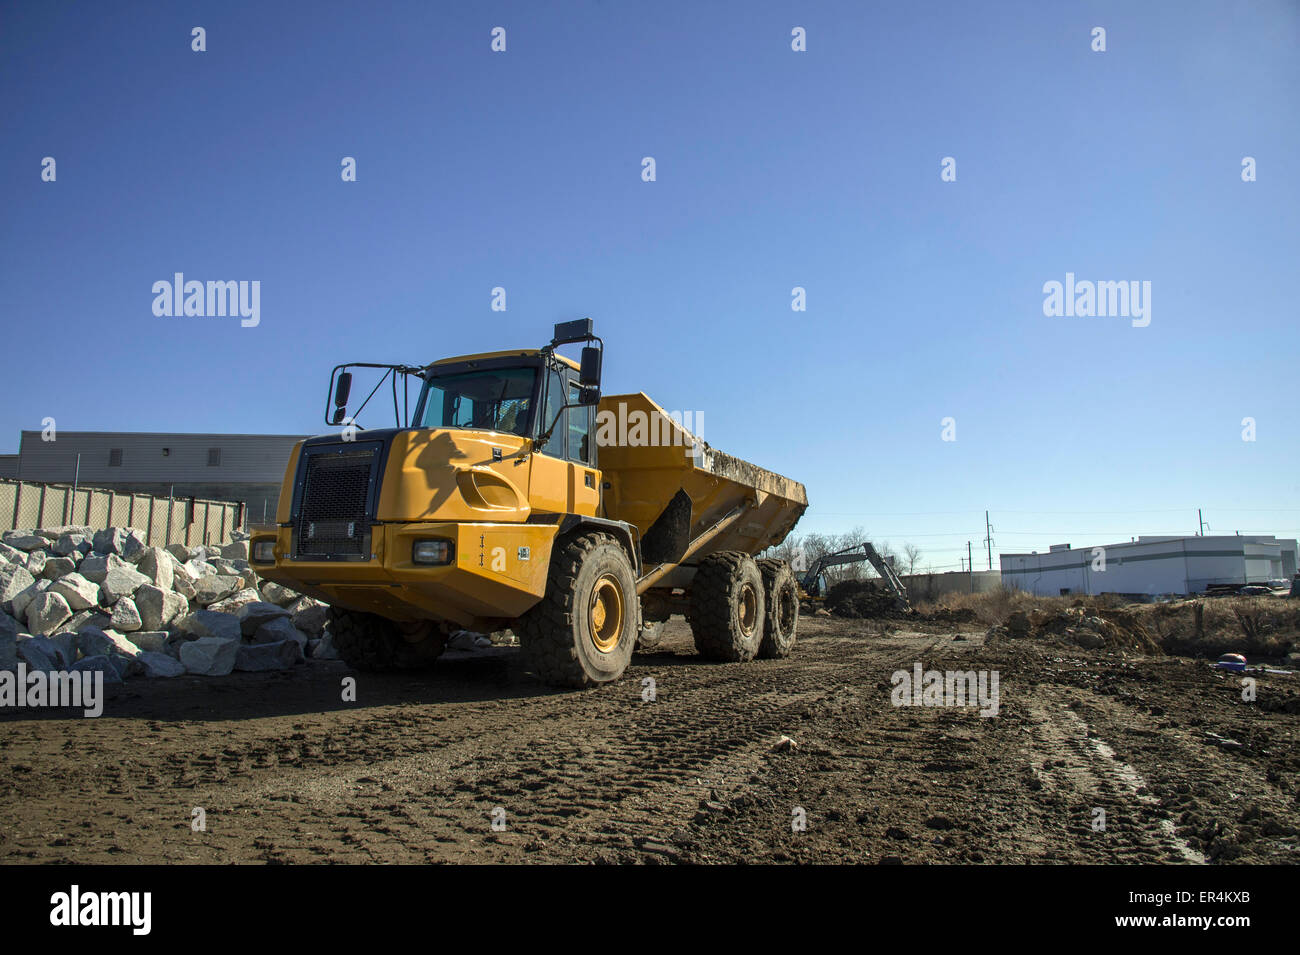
[812,507,1300,517]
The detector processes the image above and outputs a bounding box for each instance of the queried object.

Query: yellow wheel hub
[739,584,758,636]
[589,575,624,653]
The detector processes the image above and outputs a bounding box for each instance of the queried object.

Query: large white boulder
[289,597,330,634]
[260,581,300,607]
[39,555,77,581]
[49,573,100,612]
[180,636,239,676]
[98,563,151,604]
[235,639,300,671]
[252,615,309,654]
[110,597,142,632]
[125,630,169,653]
[78,553,127,584]
[12,579,51,621]
[134,584,188,631]
[138,650,186,678]
[53,532,92,557]
[26,591,72,636]
[135,547,176,592]
[238,601,291,636]
[176,610,242,643]
[2,532,47,552]
[207,587,261,614]
[0,563,36,616]
[194,575,241,606]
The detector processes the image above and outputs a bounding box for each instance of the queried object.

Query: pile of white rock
[0,525,339,681]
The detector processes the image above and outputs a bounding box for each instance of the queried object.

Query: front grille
[295,446,377,558]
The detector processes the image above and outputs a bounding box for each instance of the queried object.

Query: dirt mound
[987,606,1161,654]
[826,580,904,619]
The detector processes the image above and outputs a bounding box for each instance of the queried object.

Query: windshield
[416,367,537,436]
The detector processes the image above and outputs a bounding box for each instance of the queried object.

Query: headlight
[252,540,276,563]
[412,539,454,565]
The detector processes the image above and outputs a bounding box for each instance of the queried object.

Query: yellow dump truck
[249,320,807,687]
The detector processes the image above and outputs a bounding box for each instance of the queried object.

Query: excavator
[798,542,910,611]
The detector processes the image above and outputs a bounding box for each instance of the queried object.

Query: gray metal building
[6,431,308,525]
[1000,535,1299,597]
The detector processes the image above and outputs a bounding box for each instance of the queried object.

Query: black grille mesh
[296,448,374,557]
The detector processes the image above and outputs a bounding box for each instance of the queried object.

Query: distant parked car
[1215,653,1247,672]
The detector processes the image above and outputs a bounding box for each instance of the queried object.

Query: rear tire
[689,552,765,662]
[757,558,799,658]
[329,608,445,671]
[518,532,637,688]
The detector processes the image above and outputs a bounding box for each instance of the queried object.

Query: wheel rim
[739,583,758,636]
[589,575,625,653]
[777,583,797,633]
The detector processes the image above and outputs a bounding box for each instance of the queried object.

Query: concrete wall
[1000,535,1298,596]
[898,570,1001,602]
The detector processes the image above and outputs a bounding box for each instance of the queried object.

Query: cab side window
[567,381,592,464]
[540,367,566,459]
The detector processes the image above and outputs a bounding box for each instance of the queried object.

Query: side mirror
[578,386,600,406]
[334,371,352,409]
[332,372,352,425]
[579,346,602,387]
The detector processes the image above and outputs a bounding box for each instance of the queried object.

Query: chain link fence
[0,479,244,548]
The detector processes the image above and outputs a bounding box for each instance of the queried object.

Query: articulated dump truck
[249,320,807,688]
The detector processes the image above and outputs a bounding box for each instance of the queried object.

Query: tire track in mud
[9,618,1291,864]
[1021,693,1205,864]
[222,628,945,862]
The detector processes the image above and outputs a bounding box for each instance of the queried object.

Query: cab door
[528,364,573,514]
[566,381,600,517]
[528,366,601,518]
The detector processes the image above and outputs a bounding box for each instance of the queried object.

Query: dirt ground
[2,616,1297,864]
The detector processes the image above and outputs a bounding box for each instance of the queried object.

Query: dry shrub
[916,590,1300,660]
[1138,597,1300,659]
[916,586,1073,627]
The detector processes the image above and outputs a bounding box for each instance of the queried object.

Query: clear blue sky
[2,0,1297,570]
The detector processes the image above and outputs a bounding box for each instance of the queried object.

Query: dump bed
[597,393,806,584]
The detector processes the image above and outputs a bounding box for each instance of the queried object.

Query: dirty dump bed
[596,393,807,566]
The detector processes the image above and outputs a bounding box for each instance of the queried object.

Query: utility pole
[1199,509,1208,536]
[984,511,994,570]
[968,541,974,591]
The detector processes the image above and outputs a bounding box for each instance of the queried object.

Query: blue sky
[2,0,1297,570]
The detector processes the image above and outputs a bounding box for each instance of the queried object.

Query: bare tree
[903,543,922,576]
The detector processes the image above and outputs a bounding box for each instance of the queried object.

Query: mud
[1,617,1295,864]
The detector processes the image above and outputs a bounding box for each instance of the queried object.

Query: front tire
[689,552,765,662]
[519,532,638,688]
[329,608,445,671]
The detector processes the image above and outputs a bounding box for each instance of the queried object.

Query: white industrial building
[1000,535,1298,598]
